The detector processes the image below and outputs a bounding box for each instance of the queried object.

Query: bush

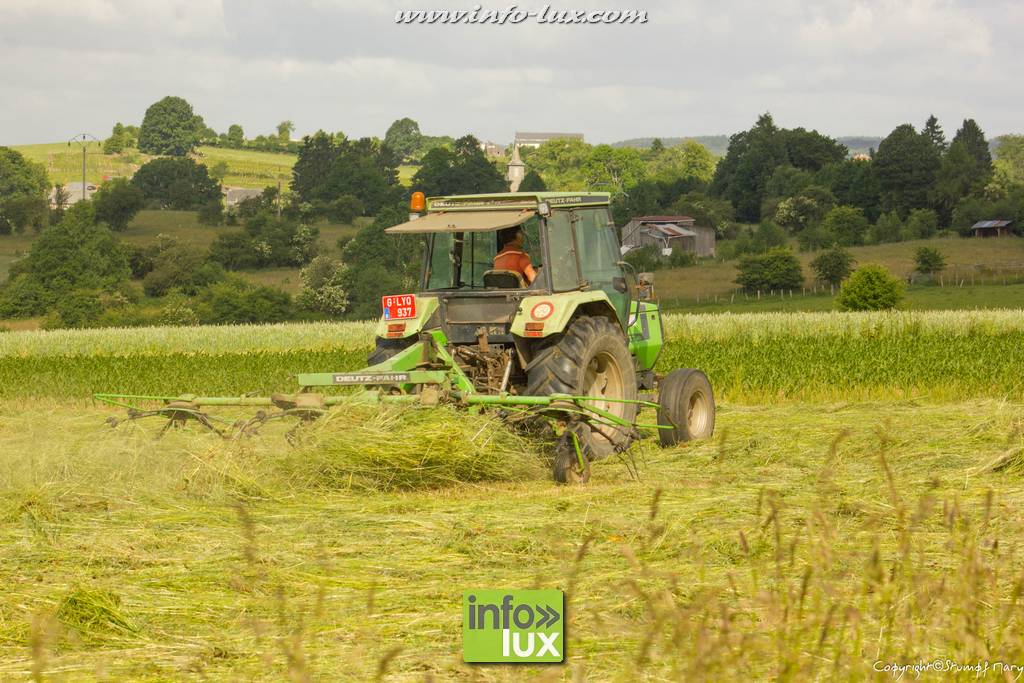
[0,273,49,318]
[143,243,224,297]
[837,265,904,311]
[796,224,833,252]
[869,211,903,244]
[296,255,349,316]
[197,198,224,226]
[914,246,946,276]
[195,277,294,324]
[0,195,49,234]
[810,246,855,287]
[735,247,803,293]
[623,245,696,272]
[822,205,868,246]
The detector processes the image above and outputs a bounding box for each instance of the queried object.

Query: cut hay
[282,403,546,491]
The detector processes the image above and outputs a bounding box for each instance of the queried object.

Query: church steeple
[506,144,525,192]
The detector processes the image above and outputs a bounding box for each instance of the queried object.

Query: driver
[493,226,537,285]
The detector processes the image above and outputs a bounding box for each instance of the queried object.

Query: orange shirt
[494,247,536,283]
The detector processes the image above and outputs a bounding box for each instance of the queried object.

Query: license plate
[382,294,416,320]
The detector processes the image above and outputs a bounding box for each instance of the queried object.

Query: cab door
[572,207,629,327]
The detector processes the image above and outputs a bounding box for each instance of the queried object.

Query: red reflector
[525,322,544,331]
[525,330,543,337]
[386,332,404,338]
[387,323,406,333]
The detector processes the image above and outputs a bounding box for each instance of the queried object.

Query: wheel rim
[687,390,711,437]
[582,350,625,443]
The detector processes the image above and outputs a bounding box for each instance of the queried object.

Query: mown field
[1,311,1023,680]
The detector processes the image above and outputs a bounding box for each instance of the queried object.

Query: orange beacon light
[409,191,426,213]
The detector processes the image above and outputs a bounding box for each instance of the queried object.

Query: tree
[822,205,869,246]
[11,202,130,312]
[0,147,50,234]
[518,170,547,192]
[92,178,145,231]
[952,119,992,173]
[837,265,904,311]
[932,140,980,223]
[810,246,854,287]
[384,118,423,161]
[914,246,946,277]
[276,120,295,143]
[582,144,646,195]
[645,141,715,185]
[338,205,421,319]
[131,157,221,209]
[734,247,803,293]
[649,138,664,154]
[873,124,940,217]
[518,138,591,190]
[816,159,881,222]
[143,240,224,296]
[226,124,245,148]
[103,123,128,155]
[0,146,49,198]
[905,208,939,239]
[923,115,947,154]
[411,135,507,197]
[774,195,824,232]
[138,96,202,156]
[712,115,845,222]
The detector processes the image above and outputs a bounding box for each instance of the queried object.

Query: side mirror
[612,276,628,293]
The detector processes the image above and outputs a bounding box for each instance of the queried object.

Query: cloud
[0,0,1019,146]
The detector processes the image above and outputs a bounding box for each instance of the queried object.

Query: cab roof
[427,191,610,212]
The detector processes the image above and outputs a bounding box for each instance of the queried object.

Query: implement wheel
[657,369,715,446]
[553,423,592,484]
[527,316,638,463]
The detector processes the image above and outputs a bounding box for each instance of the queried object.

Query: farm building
[223,187,264,207]
[971,220,1014,237]
[620,215,716,258]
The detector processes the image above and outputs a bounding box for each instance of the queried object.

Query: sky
[0,0,1020,146]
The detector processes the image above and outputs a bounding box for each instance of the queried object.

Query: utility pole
[68,133,101,201]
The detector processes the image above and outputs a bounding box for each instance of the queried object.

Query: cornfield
[3,311,1024,401]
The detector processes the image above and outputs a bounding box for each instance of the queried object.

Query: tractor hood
[384,209,534,234]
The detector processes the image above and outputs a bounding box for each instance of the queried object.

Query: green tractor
[96,191,715,484]
[362,191,715,481]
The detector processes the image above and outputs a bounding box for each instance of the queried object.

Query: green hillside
[7,143,419,190]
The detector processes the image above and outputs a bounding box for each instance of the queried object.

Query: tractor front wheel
[657,369,715,446]
[527,316,638,465]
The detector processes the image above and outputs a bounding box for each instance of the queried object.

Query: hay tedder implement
[97,191,716,483]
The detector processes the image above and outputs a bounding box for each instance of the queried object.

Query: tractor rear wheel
[657,369,715,446]
[367,337,413,366]
[527,316,637,462]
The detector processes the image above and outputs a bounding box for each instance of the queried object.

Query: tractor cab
[381,192,633,347]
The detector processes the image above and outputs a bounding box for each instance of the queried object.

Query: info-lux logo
[462,589,565,663]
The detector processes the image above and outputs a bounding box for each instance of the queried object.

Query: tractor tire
[657,369,715,447]
[367,337,413,366]
[527,316,638,461]
[552,422,592,484]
